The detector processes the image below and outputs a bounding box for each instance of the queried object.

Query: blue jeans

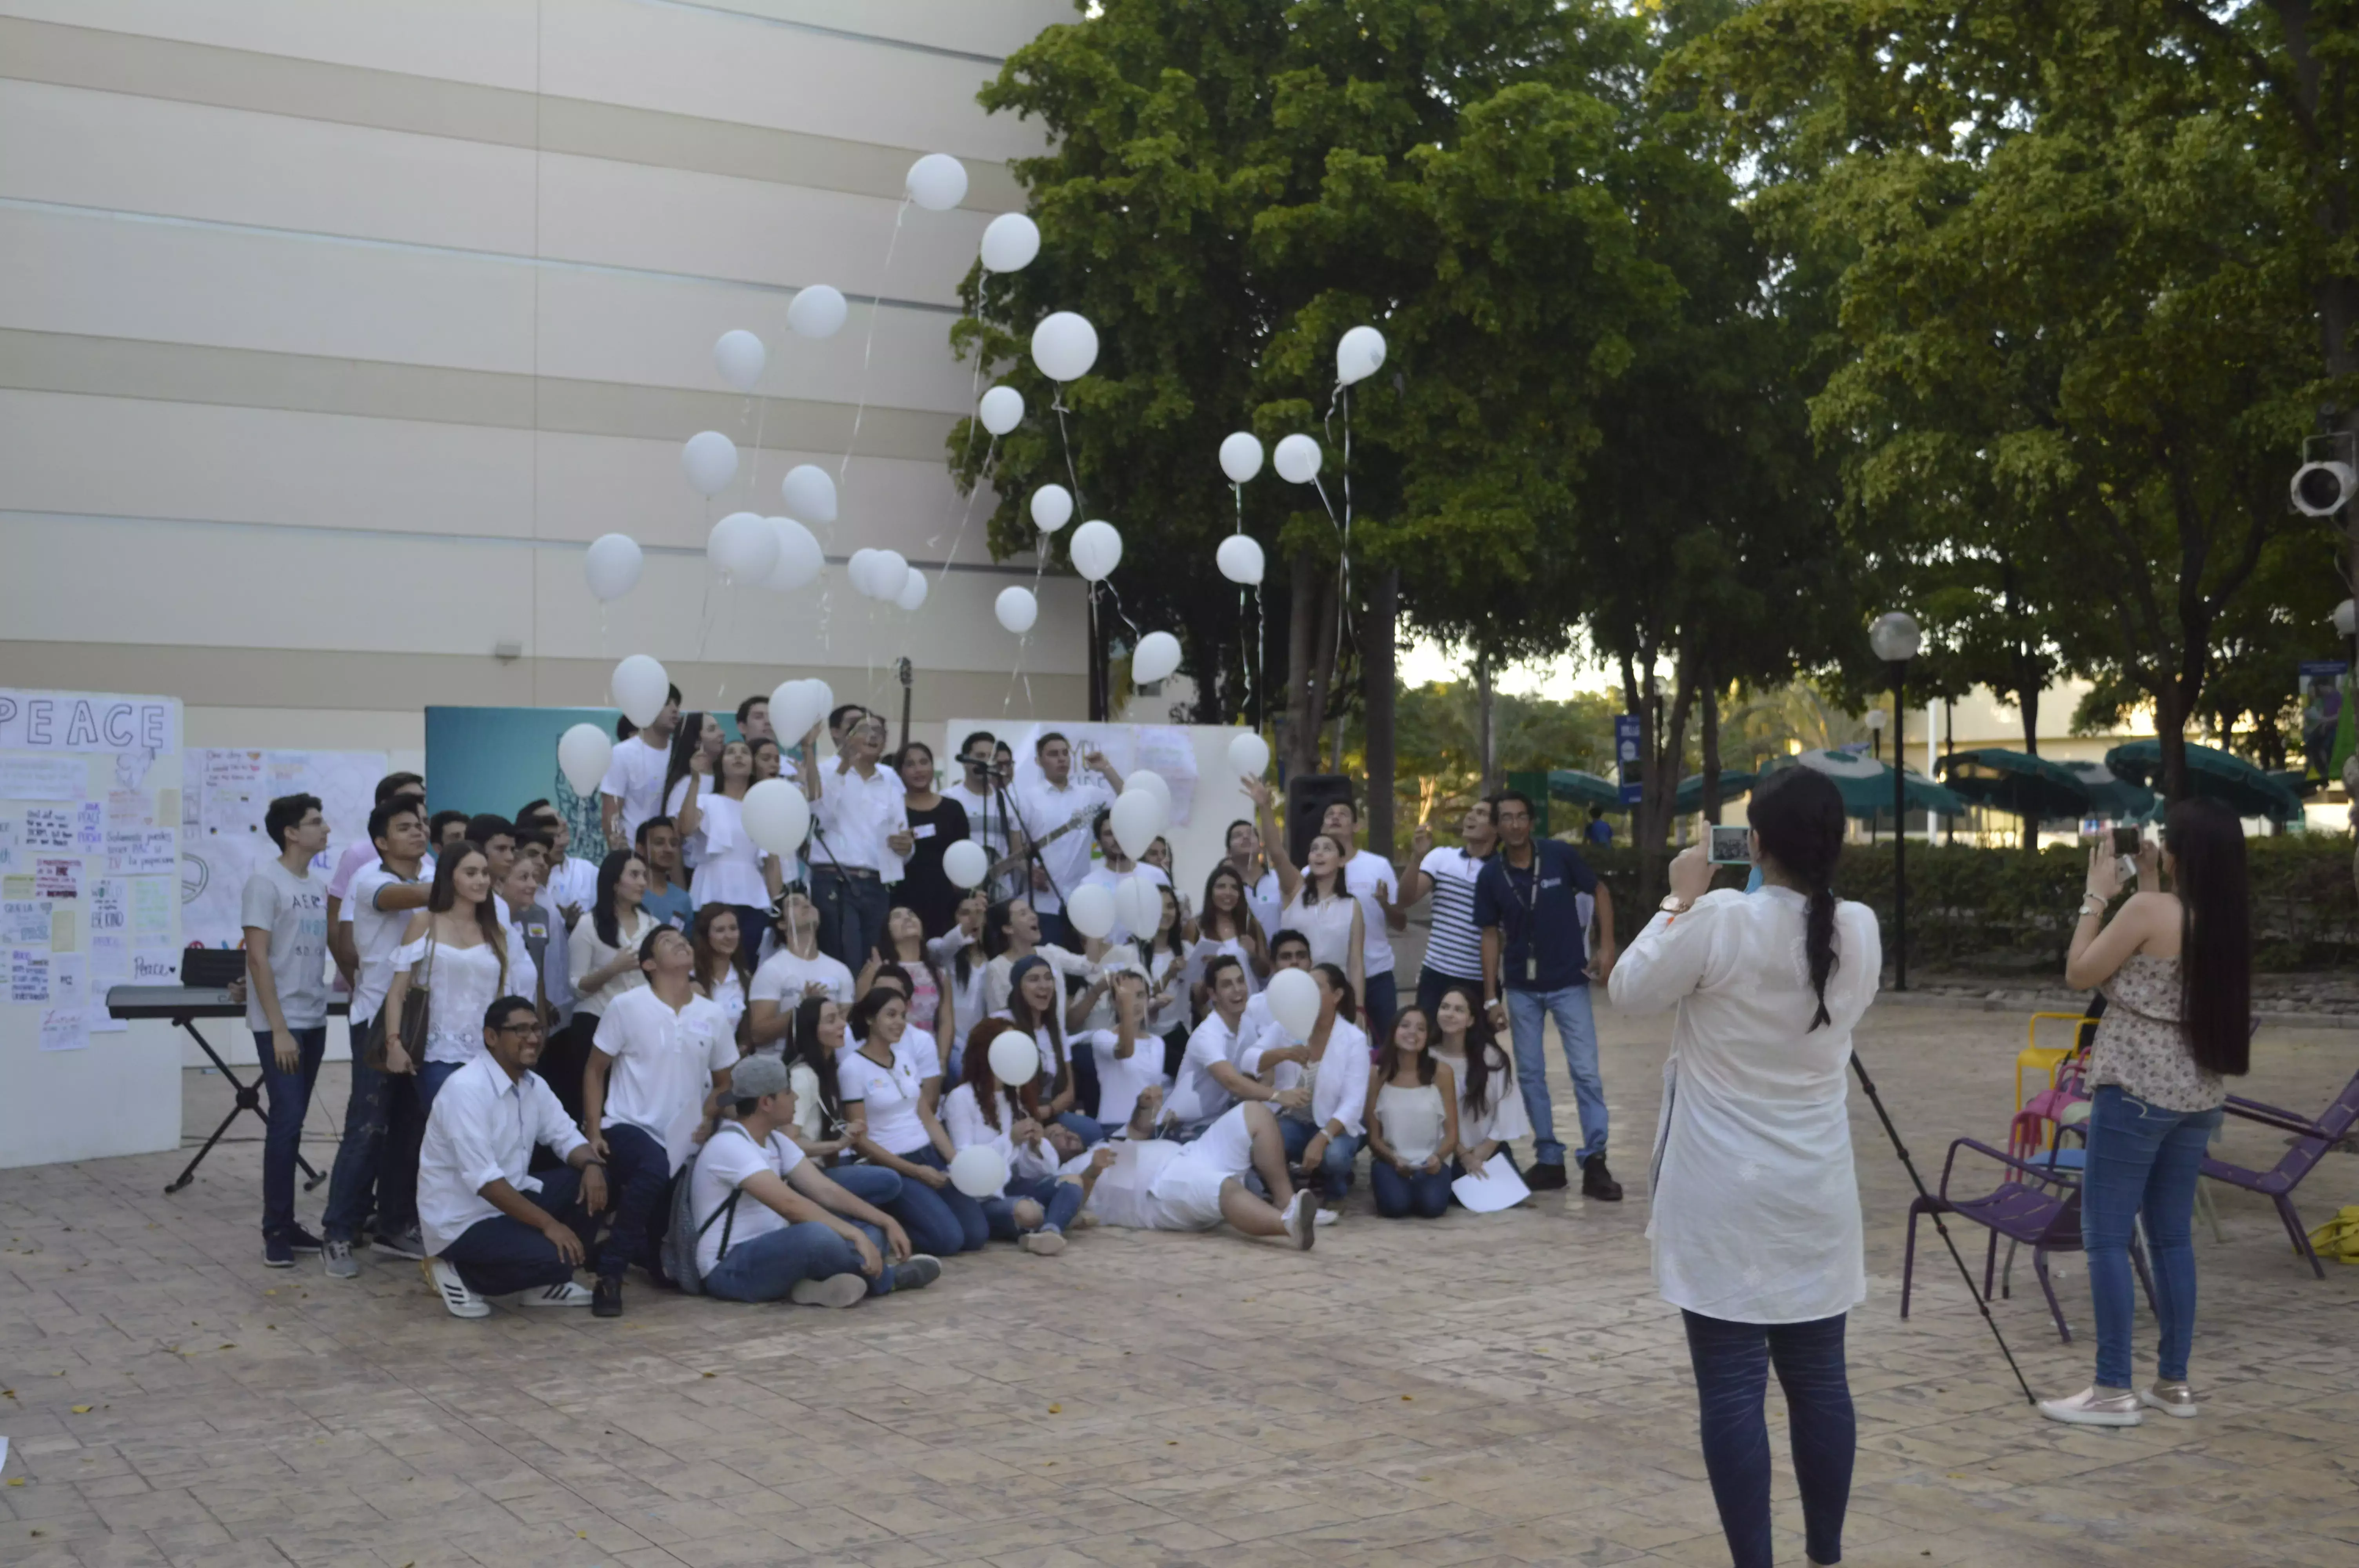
[703,1165,907,1299]
[1280,1117,1364,1197]
[984,1173,1086,1240]
[416,1058,463,1114]
[1371,1158,1452,1218]
[1682,1310,1854,1568]
[596,1122,673,1284]
[878,1144,988,1253]
[1506,984,1606,1166]
[440,1167,596,1296]
[1034,907,1073,950]
[254,1027,327,1239]
[1416,967,1483,1024]
[323,1031,423,1243]
[811,867,890,969]
[2083,1085,2222,1388]
[1361,969,1398,1046]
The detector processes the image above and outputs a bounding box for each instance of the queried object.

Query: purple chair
[2201,1068,2359,1279]
[1903,1138,2154,1343]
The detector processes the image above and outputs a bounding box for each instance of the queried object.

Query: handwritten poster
[33,858,78,899]
[129,876,173,943]
[50,953,83,1009]
[24,808,73,849]
[0,757,87,801]
[105,829,177,876]
[1,899,49,946]
[39,1008,86,1051]
[76,801,102,848]
[11,949,49,1003]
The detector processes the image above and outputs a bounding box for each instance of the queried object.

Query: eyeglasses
[495,1020,545,1038]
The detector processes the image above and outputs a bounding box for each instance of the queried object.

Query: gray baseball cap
[729,1054,791,1100]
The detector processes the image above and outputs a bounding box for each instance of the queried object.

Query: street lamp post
[1870,611,1923,990]
[1863,708,1888,844]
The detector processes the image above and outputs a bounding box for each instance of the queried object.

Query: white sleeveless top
[1281,889,1357,971]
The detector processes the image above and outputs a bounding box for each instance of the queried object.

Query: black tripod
[1850,1050,2038,1406]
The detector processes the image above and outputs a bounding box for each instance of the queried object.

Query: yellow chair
[2017,1013,2098,1145]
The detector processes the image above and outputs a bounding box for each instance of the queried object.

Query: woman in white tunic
[1606,767,1879,1568]
[1242,775,1363,1001]
[381,842,512,1115]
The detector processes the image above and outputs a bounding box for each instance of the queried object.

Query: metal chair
[2200,1068,2359,1279]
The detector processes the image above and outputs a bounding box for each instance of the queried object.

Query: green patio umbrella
[1762,750,1968,821]
[1547,769,1625,812]
[2062,761,2157,822]
[1674,769,1758,814]
[1936,749,2093,823]
[2102,740,2304,823]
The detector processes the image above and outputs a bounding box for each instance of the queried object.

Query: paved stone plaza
[3,999,2354,1568]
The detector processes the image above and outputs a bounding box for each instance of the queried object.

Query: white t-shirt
[540,854,598,919]
[1166,1011,1246,1127]
[592,987,736,1168]
[943,781,1019,898]
[1080,1027,1166,1131]
[568,906,656,1016]
[837,1037,940,1157]
[941,1081,1025,1196]
[702,967,747,1037]
[1341,849,1399,977]
[343,861,425,1024]
[1242,867,1284,941]
[241,857,330,1032]
[1014,774,1115,913]
[1418,847,1489,982]
[687,1120,805,1280]
[598,734,671,848]
[749,947,855,1009]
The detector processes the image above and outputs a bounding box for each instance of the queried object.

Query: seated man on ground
[689,1054,942,1305]
[1078,1086,1316,1248]
[417,996,609,1318]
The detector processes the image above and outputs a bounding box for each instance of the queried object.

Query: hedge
[1572,835,2359,973]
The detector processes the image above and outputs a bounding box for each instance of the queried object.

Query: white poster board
[0,689,185,1168]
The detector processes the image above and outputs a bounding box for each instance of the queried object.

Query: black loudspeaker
[1285,773,1359,867]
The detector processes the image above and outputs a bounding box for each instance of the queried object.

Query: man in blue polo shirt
[1475,789,1620,1199]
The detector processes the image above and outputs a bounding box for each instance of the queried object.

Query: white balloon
[769,679,820,744]
[1065,881,1116,941]
[584,533,643,601]
[896,568,929,612]
[1131,631,1181,685]
[868,549,909,604]
[780,464,838,525]
[1219,432,1264,485]
[1114,871,1163,943]
[1229,730,1271,778]
[713,329,765,393]
[1126,768,1172,818]
[1216,534,1265,586]
[987,1029,1041,1088]
[557,723,614,798]
[847,547,878,597]
[1030,483,1074,533]
[980,212,1041,273]
[611,655,670,728]
[1265,967,1320,1042]
[1110,789,1163,862]
[1031,310,1099,382]
[1274,433,1322,485]
[1069,519,1123,583]
[947,1144,1006,1198]
[763,517,825,591]
[740,778,811,856]
[906,152,969,212]
[978,385,1024,436]
[682,430,740,495]
[943,839,990,890]
[707,511,777,580]
[1337,324,1387,386]
[996,585,1038,633]
[787,283,847,340]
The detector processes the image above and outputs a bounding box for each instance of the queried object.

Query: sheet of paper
[35,858,78,898]
[105,790,149,828]
[1,898,47,945]
[48,907,76,953]
[11,949,50,1002]
[113,747,156,791]
[107,829,177,876]
[0,817,17,872]
[1452,1152,1533,1213]
[40,1007,87,1051]
[51,952,83,1007]
[0,756,87,801]
[129,876,174,942]
[131,947,180,983]
[90,933,127,982]
[24,808,73,849]
[75,801,102,849]
[1,875,30,898]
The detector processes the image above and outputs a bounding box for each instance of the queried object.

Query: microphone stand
[992,774,1069,919]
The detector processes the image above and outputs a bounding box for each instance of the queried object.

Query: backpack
[2308,1206,2359,1265]
[662,1122,755,1296]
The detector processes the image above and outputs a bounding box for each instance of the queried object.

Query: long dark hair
[953,893,987,989]
[1200,862,1264,945]
[1144,885,1183,961]
[1312,961,1359,1025]
[591,848,644,949]
[983,898,1024,960]
[689,903,743,993]
[1375,1005,1438,1088]
[789,995,844,1126]
[2165,799,2250,1075]
[660,711,712,817]
[1750,768,1845,1029]
[1300,834,1349,903]
[961,1019,1024,1131]
[427,842,509,989]
[1004,959,1068,1103]
[1437,982,1511,1116]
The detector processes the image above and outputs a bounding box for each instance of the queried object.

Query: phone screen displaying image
[1708,824,1752,865]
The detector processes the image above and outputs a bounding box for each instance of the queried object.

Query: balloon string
[1100,576,1143,644]
[745,390,767,507]
[1324,380,1354,646]
[1234,479,1251,724]
[936,434,998,587]
[837,197,909,494]
[1052,383,1085,515]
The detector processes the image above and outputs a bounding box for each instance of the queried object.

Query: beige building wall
[0,0,1085,747]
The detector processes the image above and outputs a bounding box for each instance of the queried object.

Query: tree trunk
[1699,675,1723,825]
[2018,675,2040,757]
[1475,652,1499,798]
[1283,553,1323,777]
[1622,649,1696,912]
[2157,684,2191,804]
[1364,567,1398,860]
[1311,574,1341,769]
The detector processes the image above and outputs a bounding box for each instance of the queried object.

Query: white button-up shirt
[1271,1017,1370,1138]
[1166,1010,1247,1127]
[814,759,908,877]
[597,734,671,848]
[418,1054,589,1256]
[1014,774,1114,914]
[591,985,736,1167]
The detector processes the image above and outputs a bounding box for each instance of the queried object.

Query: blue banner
[1615,713,1643,805]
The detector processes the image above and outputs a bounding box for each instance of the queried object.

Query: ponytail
[1804,886,1837,1031]
[1748,768,1848,1032]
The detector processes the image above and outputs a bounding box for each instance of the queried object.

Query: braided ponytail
[1748,768,1848,1031]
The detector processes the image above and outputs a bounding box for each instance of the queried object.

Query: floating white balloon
[769,678,828,743]
[788,283,847,340]
[948,1143,1007,1198]
[1216,534,1265,586]
[1265,967,1320,1041]
[1109,789,1163,862]
[1274,433,1322,485]
[1229,730,1271,778]
[995,585,1038,633]
[763,517,825,591]
[1219,432,1264,485]
[1114,871,1163,942]
[1065,881,1117,941]
[780,464,838,525]
[611,655,670,728]
[980,212,1040,273]
[906,152,969,212]
[713,329,765,393]
[741,778,811,856]
[557,724,613,797]
[1126,768,1172,818]
[707,511,777,580]
[1131,631,1181,685]
[1337,324,1387,386]
[896,569,929,612]
[584,533,643,601]
[987,1029,1041,1088]
[1030,483,1074,533]
[1068,519,1123,583]
[869,549,909,604]
[943,838,990,890]
[1031,311,1099,382]
[682,431,739,495]
[978,385,1024,436]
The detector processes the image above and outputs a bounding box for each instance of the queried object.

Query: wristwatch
[1659,894,1692,915]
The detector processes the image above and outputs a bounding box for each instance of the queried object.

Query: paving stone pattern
[3,1001,2355,1568]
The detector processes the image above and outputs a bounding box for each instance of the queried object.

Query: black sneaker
[1526,1161,1569,1192]
[891,1255,943,1292]
[591,1277,624,1318]
[1581,1156,1624,1201]
[282,1224,323,1254]
[262,1235,296,1269]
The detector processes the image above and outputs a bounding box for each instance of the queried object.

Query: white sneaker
[1313,1208,1339,1227]
[1020,1228,1067,1256]
[423,1259,489,1319]
[513,1281,594,1308]
[1281,1192,1316,1250]
[789,1273,868,1308]
[2038,1386,2143,1427]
